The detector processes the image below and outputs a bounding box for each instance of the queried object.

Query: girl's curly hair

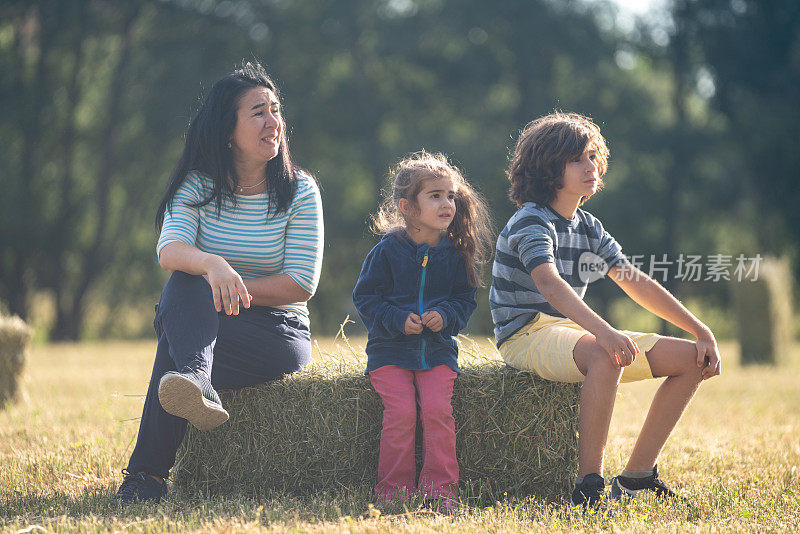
[508,112,609,208]
[372,151,494,287]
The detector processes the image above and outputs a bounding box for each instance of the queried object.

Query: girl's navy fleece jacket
[352,230,477,375]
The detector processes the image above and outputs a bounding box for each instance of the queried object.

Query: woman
[114,62,323,504]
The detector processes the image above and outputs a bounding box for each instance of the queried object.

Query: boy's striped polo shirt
[490,202,629,346]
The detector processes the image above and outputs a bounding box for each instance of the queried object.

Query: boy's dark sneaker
[158,367,229,431]
[570,473,606,510]
[610,464,678,500]
[113,470,167,504]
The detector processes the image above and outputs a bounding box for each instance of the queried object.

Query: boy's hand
[421,310,444,332]
[695,329,722,379]
[596,328,640,368]
[404,313,423,335]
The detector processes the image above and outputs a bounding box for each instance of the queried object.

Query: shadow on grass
[1,483,710,531]
[1,483,387,523]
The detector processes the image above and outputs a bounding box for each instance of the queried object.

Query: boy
[490,112,721,508]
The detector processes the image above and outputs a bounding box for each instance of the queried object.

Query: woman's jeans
[369,364,459,501]
[126,271,311,479]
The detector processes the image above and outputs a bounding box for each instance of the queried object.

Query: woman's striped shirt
[157,170,324,324]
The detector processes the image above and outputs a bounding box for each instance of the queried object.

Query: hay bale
[173,338,580,503]
[0,315,32,406]
[731,256,794,365]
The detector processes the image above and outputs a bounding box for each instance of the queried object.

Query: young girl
[353,151,492,508]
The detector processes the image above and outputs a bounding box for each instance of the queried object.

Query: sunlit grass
[1,338,798,532]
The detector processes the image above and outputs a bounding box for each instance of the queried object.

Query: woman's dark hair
[507,112,609,208]
[156,62,298,229]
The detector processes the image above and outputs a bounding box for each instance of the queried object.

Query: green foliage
[0,0,795,339]
[0,0,251,339]
[686,0,800,254]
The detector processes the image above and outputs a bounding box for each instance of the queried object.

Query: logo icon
[577,251,609,283]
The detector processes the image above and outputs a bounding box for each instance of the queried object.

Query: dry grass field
[1,336,799,532]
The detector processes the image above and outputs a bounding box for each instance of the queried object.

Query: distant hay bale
[731,256,794,365]
[173,337,580,503]
[0,315,32,406]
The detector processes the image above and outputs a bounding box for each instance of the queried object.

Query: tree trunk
[51,2,88,341]
[8,3,55,320]
[51,4,141,340]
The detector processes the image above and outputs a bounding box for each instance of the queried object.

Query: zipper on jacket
[418,252,429,369]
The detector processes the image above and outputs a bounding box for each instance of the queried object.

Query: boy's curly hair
[507,112,609,208]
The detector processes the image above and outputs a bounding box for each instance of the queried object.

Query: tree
[0,0,249,339]
[688,0,800,254]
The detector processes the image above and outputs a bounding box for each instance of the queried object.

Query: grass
[1,336,799,532]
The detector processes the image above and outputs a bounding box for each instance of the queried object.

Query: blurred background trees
[0,0,797,341]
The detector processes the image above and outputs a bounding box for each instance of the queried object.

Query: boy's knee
[686,359,705,384]
[582,347,624,380]
[657,338,705,383]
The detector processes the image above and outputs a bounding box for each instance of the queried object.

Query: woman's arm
[531,263,640,367]
[157,175,252,315]
[609,265,721,378]
[159,237,309,311]
[237,175,323,308]
[243,274,311,307]
[245,175,323,308]
[159,242,251,315]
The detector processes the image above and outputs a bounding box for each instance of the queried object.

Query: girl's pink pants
[369,364,458,501]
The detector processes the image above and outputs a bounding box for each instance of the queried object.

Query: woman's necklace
[237,178,266,193]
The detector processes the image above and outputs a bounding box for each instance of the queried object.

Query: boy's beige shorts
[499,312,662,383]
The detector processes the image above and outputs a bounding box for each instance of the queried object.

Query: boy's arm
[609,265,721,379]
[531,263,640,368]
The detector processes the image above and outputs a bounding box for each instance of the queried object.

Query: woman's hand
[202,255,251,315]
[595,327,640,368]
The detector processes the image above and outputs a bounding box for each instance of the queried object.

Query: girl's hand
[595,327,640,368]
[695,329,722,379]
[203,255,251,315]
[421,310,443,332]
[404,313,423,335]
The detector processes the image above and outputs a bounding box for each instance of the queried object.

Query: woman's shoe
[112,470,167,504]
[158,367,229,431]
